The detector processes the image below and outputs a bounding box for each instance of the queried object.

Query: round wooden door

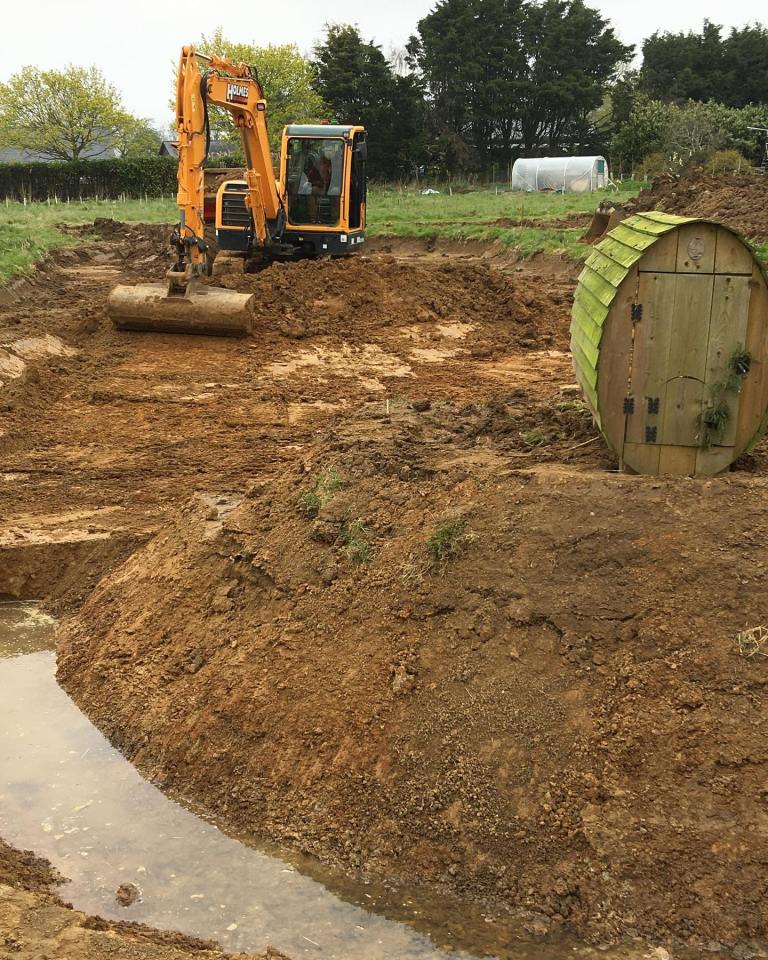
[620,224,762,475]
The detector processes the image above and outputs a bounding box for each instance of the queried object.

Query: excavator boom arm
[204,70,282,240]
[174,46,282,273]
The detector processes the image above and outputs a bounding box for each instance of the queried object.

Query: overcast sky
[2,0,766,129]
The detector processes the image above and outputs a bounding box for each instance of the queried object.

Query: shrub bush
[0,157,179,201]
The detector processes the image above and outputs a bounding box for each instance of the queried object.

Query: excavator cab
[215,125,367,259]
[281,125,366,256]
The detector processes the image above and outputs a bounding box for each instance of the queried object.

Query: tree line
[1,6,767,181]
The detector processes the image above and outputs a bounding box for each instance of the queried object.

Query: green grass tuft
[297,466,346,518]
[340,518,371,565]
[523,429,548,447]
[298,490,322,519]
[427,517,475,563]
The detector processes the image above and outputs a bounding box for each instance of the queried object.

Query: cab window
[285,137,344,226]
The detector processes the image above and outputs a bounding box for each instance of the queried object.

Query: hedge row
[0,157,180,201]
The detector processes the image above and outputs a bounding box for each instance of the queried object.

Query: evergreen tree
[409,0,631,173]
[639,21,768,108]
[312,25,425,180]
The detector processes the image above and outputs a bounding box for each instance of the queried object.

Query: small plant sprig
[297,467,345,518]
[700,400,731,449]
[340,518,371,565]
[737,624,768,659]
[427,517,476,564]
[699,346,752,449]
[522,429,548,448]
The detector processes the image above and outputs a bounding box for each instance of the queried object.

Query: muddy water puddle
[0,605,644,959]
[0,602,56,657]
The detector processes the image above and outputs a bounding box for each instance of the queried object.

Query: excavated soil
[627,170,768,240]
[5,218,768,957]
[57,404,768,957]
[0,222,582,608]
[0,838,283,959]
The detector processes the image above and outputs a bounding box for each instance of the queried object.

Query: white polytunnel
[511,156,609,192]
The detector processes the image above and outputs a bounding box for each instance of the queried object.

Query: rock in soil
[115,880,141,906]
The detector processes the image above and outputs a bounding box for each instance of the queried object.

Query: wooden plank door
[625,272,677,447]
[624,272,714,474]
[696,274,753,474]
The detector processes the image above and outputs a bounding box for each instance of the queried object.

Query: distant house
[159,140,235,160]
[0,142,120,163]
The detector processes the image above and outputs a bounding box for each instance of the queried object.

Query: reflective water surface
[0,601,56,657]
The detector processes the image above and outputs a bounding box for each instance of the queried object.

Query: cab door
[348,134,367,230]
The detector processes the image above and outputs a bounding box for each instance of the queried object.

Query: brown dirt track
[4,217,768,958]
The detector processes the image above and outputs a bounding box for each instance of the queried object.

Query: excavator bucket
[108,279,254,337]
[582,202,630,245]
[582,209,613,243]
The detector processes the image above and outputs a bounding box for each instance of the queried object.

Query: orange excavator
[108,46,367,336]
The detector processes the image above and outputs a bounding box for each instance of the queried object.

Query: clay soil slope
[58,399,768,955]
[5,219,768,957]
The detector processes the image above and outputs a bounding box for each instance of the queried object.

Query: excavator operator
[304,150,332,222]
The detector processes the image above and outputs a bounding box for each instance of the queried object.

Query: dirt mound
[88,217,171,244]
[629,171,768,240]
[218,254,572,351]
[90,218,175,278]
[57,394,768,956]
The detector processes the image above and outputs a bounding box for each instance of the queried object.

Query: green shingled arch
[571,212,695,424]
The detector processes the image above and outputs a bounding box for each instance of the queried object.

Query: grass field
[0,197,175,283]
[1,183,766,284]
[367,181,646,257]
[0,187,641,282]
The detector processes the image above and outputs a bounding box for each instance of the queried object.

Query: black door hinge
[631,303,643,322]
[647,397,660,415]
[623,396,635,414]
[645,425,657,443]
